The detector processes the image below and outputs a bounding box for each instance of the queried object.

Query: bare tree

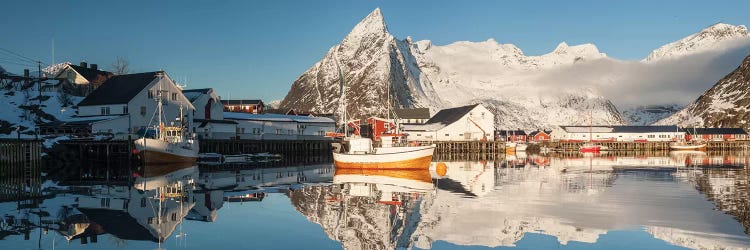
[111,57,130,75]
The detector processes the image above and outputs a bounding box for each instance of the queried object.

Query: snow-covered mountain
[279,8,623,128]
[655,54,750,130]
[644,23,749,62]
[279,9,749,128]
[621,104,683,125]
[279,8,440,120]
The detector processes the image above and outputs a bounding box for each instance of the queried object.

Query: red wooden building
[683,128,748,141]
[222,99,264,114]
[529,130,552,142]
[497,130,527,142]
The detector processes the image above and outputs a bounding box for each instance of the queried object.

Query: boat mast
[589,110,594,143]
[333,54,347,137]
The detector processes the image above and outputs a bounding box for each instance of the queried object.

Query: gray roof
[426,104,479,125]
[77,71,159,106]
[684,128,747,135]
[394,108,430,119]
[222,99,263,105]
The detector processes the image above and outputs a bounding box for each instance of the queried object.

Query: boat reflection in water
[76,164,197,246]
[289,167,437,249]
[3,153,750,249]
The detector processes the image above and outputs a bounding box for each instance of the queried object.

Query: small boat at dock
[669,141,707,151]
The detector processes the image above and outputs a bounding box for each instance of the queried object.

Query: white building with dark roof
[555,125,685,142]
[224,112,335,140]
[402,104,494,141]
[57,71,194,138]
[182,88,237,139]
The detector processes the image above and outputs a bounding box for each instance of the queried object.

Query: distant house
[529,130,551,142]
[684,128,748,141]
[52,62,113,95]
[43,71,194,138]
[557,125,684,142]
[394,108,431,124]
[182,88,237,139]
[498,130,527,142]
[222,100,264,114]
[224,112,335,140]
[402,104,494,141]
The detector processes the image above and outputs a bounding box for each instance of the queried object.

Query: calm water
[2,152,750,249]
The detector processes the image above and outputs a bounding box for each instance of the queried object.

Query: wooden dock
[0,139,43,201]
[200,139,332,155]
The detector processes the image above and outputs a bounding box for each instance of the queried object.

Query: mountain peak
[553,42,569,53]
[644,23,749,62]
[347,8,388,37]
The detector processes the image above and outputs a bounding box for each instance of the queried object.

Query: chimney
[91,64,98,71]
[80,61,87,68]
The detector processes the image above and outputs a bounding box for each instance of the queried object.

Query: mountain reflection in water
[1,152,749,249]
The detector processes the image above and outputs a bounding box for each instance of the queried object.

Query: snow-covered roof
[223,112,334,123]
[560,125,681,133]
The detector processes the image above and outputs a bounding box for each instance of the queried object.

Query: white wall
[127,76,195,134]
[91,115,129,139]
[190,89,224,120]
[78,74,195,136]
[231,119,334,140]
[562,131,685,142]
[405,105,494,141]
[195,122,237,140]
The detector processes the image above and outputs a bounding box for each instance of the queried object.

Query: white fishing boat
[669,141,707,151]
[330,54,434,170]
[135,85,198,164]
[334,137,435,169]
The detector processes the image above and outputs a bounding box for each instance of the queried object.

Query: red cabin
[529,130,551,142]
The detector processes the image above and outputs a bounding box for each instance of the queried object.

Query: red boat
[580,143,601,153]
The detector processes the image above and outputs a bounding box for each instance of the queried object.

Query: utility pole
[37,61,41,106]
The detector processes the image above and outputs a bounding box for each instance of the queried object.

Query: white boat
[333,137,435,170]
[135,84,198,165]
[330,55,434,170]
[669,141,707,151]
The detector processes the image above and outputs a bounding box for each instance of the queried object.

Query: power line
[0,47,46,66]
[0,59,37,68]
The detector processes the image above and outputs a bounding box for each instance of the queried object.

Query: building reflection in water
[2,152,750,249]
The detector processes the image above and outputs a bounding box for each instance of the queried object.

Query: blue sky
[1,0,749,102]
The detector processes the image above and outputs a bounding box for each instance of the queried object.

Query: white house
[555,125,685,142]
[223,112,335,140]
[402,104,494,141]
[73,71,195,139]
[182,88,237,139]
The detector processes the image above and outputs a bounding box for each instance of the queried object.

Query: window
[140,106,146,116]
[318,131,325,136]
[276,129,282,135]
[123,105,128,114]
[445,134,449,137]
[141,198,147,207]
[241,128,245,134]
[288,129,294,135]
[100,107,110,115]
[171,213,177,221]
[171,93,177,101]
[148,217,154,224]
[416,134,421,136]
[148,90,154,99]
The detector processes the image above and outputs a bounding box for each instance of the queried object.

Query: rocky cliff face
[279,8,438,120]
[287,185,426,250]
[655,54,750,130]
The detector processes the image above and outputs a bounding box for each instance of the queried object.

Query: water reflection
[289,168,434,249]
[2,153,750,249]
